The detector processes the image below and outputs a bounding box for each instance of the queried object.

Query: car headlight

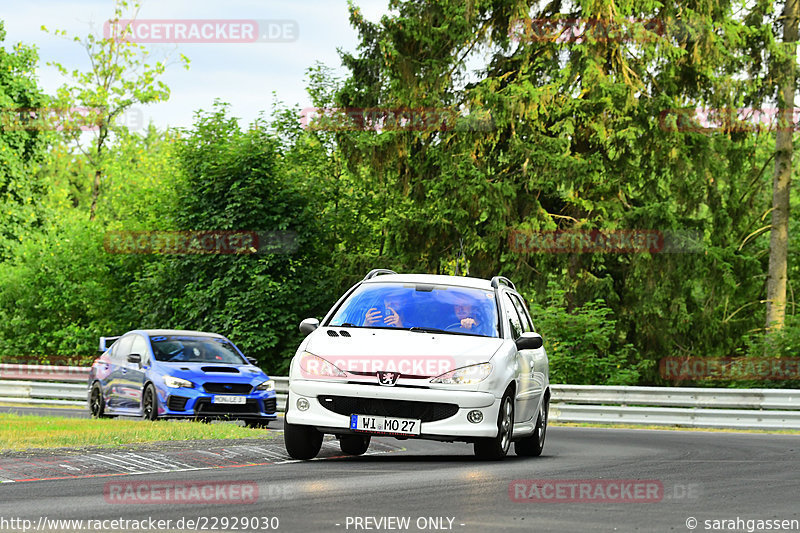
[430,363,493,385]
[298,351,346,378]
[255,380,275,391]
[163,375,194,388]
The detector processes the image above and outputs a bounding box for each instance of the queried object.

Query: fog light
[467,410,483,423]
[296,398,310,411]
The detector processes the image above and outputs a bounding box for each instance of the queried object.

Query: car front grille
[194,398,260,415]
[317,395,459,422]
[167,395,189,411]
[203,383,252,394]
[262,397,277,414]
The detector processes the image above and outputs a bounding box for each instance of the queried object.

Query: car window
[149,335,247,364]
[131,335,149,364]
[327,282,500,337]
[502,293,523,339]
[510,293,534,333]
[112,335,133,363]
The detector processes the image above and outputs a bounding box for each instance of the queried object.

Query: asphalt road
[1,426,799,533]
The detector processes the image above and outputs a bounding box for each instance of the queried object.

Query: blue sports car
[88,329,277,427]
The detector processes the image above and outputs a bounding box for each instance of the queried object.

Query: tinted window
[149,335,246,364]
[112,335,133,362]
[328,282,500,337]
[510,294,533,333]
[131,335,149,364]
[502,293,523,339]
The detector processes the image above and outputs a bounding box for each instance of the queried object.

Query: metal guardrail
[2,366,800,429]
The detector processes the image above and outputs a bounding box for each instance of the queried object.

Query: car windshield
[150,335,247,364]
[328,282,500,337]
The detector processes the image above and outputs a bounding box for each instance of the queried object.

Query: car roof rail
[99,335,121,354]
[490,276,516,291]
[364,268,398,280]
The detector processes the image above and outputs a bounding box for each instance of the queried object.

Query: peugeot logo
[377,371,399,386]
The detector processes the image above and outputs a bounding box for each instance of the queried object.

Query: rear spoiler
[98,336,121,354]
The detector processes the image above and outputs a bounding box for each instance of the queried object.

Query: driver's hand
[384,306,402,327]
[365,307,382,325]
[460,318,477,329]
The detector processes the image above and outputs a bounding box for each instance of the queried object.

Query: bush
[525,287,648,385]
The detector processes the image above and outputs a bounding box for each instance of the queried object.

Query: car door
[108,335,133,409]
[501,292,536,423]
[510,292,547,410]
[124,334,149,411]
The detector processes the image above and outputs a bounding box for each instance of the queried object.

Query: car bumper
[285,379,502,440]
[156,389,278,420]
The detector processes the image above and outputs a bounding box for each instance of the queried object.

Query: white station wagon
[284,270,550,460]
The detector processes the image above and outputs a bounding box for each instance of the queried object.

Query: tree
[0,21,52,259]
[132,104,333,371]
[43,0,189,220]
[765,0,799,331]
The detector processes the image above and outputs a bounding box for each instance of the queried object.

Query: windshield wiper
[409,327,451,335]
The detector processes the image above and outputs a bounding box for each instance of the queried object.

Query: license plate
[213,395,246,404]
[350,414,421,436]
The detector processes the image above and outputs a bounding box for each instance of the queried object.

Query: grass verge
[0,413,275,451]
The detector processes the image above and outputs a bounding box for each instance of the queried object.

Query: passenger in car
[364,293,408,328]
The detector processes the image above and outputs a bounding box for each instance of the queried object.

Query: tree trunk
[766,0,799,331]
[89,168,101,221]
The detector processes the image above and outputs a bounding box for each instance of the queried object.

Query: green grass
[0,413,276,451]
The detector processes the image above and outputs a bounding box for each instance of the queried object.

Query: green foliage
[525,286,647,385]
[0,22,52,259]
[43,0,189,219]
[132,104,333,373]
[0,216,138,361]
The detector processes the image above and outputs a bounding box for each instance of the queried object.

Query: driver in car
[452,294,482,333]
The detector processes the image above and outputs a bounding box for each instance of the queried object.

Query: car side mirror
[515,332,543,350]
[247,357,259,366]
[299,317,320,335]
[128,353,142,365]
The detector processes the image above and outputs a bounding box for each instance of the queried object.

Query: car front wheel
[515,395,548,457]
[142,384,159,421]
[340,434,370,456]
[474,392,514,460]
[284,420,323,460]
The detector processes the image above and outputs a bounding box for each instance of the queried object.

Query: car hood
[156,362,268,383]
[305,328,504,376]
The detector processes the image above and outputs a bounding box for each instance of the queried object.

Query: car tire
[142,384,159,421]
[474,392,514,460]
[284,420,323,460]
[339,434,370,456]
[244,420,270,429]
[515,395,548,457]
[89,383,109,418]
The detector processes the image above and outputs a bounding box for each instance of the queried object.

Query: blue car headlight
[254,380,275,392]
[164,375,194,388]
